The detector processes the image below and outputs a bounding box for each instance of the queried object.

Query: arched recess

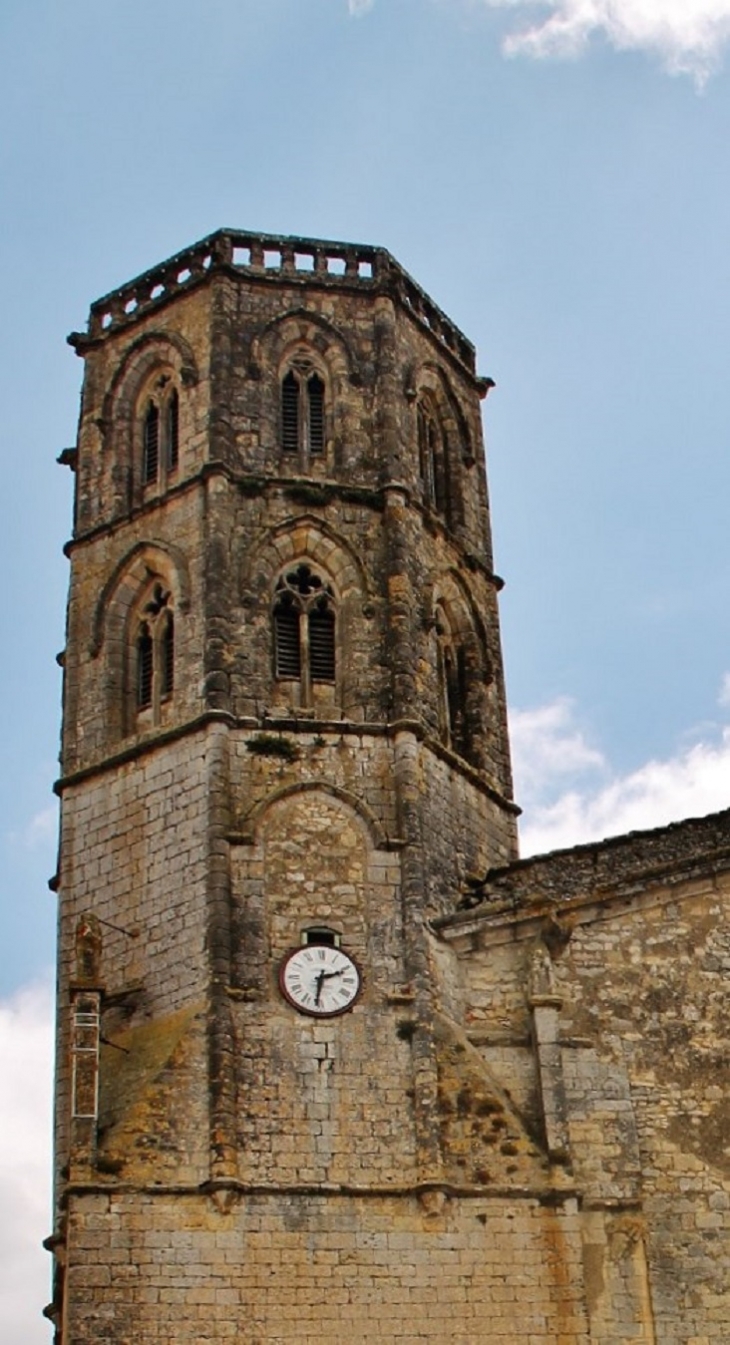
[240,516,372,719]
[240,514,369,605]
[250,311,361,472]
[430,569,493,768]
[99,331,200,514]
[91,540,191,657]
[240,781,388,850]
[92,541,191,741]
[231,784,394,998]
[407,361,472,527]
[249,309,358,387]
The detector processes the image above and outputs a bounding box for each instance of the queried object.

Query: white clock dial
[279,945,361,1017]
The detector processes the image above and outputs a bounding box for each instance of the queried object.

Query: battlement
[70,228,476,375]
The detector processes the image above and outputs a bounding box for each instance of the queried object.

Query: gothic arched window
[436,607,476,765]
[273,564,336,704]
[141,376,180,488]
[280,363,326,465]
[134,584,175,720]
[417,399,449,519]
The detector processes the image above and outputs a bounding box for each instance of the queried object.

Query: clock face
[279,944,361,1017]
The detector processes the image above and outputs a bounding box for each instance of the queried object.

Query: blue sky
[3,1,730,1335]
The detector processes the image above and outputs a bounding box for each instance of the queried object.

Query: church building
[48,229,730,1342]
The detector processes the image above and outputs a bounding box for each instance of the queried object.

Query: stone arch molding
[249,309,359,387]
[102,330,200,429]
[240,515,371,606]
[431,567,490,677]
[405,359,473,464]
[240,781,388,851]
[90,540,191,657]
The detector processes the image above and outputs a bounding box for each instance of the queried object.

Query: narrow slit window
[166,390,179,472]
[143,403,160,483]
[274,597,301,677]
[418,405,434,503]
[161,614,174,698]
[282,372,300,454]
[307,375,325,455]
[417,398,450,519]
[430,418,447,515]
[140,379,181,489]
[444,647,460,746]
[309,602,335,682]
[137,623,154,708]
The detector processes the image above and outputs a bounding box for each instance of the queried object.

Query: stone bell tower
[48,230,570,1345]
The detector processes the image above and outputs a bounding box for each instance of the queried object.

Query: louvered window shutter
[275,601,301,677]
[282,372,299,454]
[309,603,335,682]
[307,375,325,455]
[161,615,174,698]
[137,625,154,708]
[167,391,179,472]
[143,404,160,483]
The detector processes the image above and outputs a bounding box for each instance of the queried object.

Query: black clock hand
[314,967,344,1005]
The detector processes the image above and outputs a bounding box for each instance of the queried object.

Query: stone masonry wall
[446,824,730,1342]
[55,730,212,1204]
[230,783,416,1186]
[62,1190,590,1344]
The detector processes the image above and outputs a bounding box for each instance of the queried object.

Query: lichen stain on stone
[97,1003,203,1171]
[582,1240,606,1318]
[608,1212,646,1261]
[433,1012,546,1187]
[668,1099,730,1175]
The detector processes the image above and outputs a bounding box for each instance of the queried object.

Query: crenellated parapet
[68,227,478,378]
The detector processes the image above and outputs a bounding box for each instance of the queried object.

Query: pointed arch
[431,567,490,667]
[239,781,389,851]
[430,569,493,767]
[89,540,190,740]
[240,514,370,606]
[239,516,373,719]
[102,330,199,426]
[98,332,198,510]
[90,540,191,658]
[407,361,474,525]
[248,311,363,474]
[249,309,359,387]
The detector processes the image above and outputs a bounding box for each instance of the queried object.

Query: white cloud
[509,696,605,803]
[718,671,730,707]
[511,690,730,855]
[347,0,375,15]
[22,806,57,851]
[0,980,54,1344]
[481,0,730,83]
[6,803,58,853]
